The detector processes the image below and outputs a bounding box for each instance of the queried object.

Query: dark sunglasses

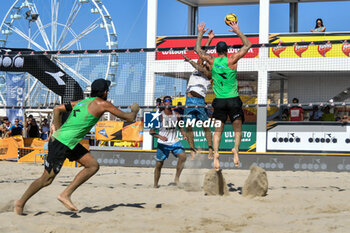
[164,99,172,103]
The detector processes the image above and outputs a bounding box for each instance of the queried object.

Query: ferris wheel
[0,0,118,106]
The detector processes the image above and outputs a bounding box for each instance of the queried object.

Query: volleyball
[225,13,237,26]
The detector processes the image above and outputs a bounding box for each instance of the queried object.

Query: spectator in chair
[321,106,335,121]
[289,98,304,121]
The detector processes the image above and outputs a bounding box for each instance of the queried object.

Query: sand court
[1,161,350,233]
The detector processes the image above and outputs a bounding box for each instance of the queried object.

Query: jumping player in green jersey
[15,79,140,215]
[194,21,252,171]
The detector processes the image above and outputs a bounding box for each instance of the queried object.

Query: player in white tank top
[157,111,179,145]
[149,96,187,188]
[181,29,215,160]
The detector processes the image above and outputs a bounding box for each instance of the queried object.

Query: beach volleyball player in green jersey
[15,79,140,215]
[195,21,251,171]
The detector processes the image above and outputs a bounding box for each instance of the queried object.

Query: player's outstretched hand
[197,22,208,35]
[181,54,191,62]
[208,29,215,39]
[228,21,240,34]
[131,103,140,113]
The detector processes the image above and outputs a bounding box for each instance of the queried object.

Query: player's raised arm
[194,22,215,66]
[182,54,212,79]
[227,21,252,65]
[197,29,215,66]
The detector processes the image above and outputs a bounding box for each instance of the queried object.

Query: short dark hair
[163,96,172,102]
[91,79,111,98]
[216,41,228,54]
[292,98,299,103]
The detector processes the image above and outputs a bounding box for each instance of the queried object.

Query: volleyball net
[2,35,349,118]
[0,34,350,152]
[0,37,350,116]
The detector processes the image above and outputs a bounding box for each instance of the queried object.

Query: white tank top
[186,70,211,98]
[157,111,179,145]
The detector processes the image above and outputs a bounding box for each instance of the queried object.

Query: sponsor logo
[317,42,332,57]
[163,118,222,128]
[143,110,162,129]
[45,71,65,85]
[272,41,286,57]
[342,42,350,57]
[98,128,108,138]
[294,44,308,57]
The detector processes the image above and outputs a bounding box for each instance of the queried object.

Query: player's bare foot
[14,200,24,215]
[153,184,160,188]
[174,178,180,186]
[213,153,220,171]
[190,151,196,160]
[232,148,240,167]
[208,147,214,159]
[57,194,78,211]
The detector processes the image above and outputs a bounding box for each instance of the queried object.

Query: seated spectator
[40,118,50,140]
[340,115,350,123]
[27,118,40,138]
[310,18,326,32]
[281,114,288,121]
[309,105,323,121]
[0,117,12,137]
[289,98,304,121]
[9,118,23,136]
[321,106,335,121]
[281,108,289,121]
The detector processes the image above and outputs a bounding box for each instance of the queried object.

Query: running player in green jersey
[194,21,252,171]
[15,79,140,215]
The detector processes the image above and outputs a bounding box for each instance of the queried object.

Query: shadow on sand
[56,203,146,218]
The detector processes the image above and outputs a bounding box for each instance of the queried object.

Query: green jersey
[53,97,100,149]
[211,57,238,98]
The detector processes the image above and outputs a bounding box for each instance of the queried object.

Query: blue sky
[0,0,350,50]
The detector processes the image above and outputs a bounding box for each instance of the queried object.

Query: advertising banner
[0,48,83,102]
[122,121,143,142]
[0,137,21,159]
[95,121,124,141]
[95,121,143,142]
[156,35,259,60]
[153,123,256,151]
[6,72,25,123]
[267,122,350,152]
[269,33,350,58]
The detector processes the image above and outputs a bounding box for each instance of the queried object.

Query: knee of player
[91,162,100,172]
[179,153,187,161]
[155,161,163,168]
[43,176,55,187]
